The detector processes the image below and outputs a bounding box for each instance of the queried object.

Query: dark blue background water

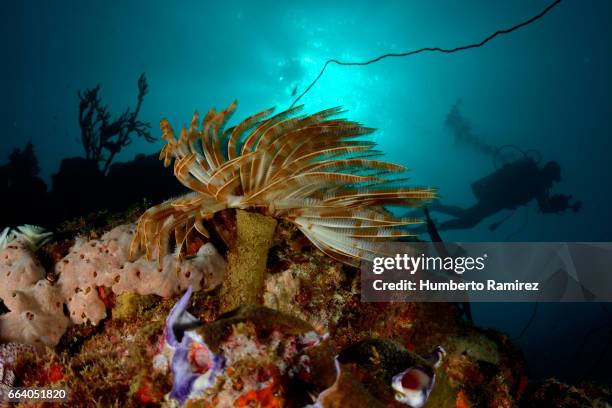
[3,0,611,382]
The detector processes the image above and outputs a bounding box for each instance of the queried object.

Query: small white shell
[391,367,434,408]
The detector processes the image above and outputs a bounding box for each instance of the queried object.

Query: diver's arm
[536,190,550,213]
[536,191,556,214]
[538,192,579,214]
[536,191,548,211]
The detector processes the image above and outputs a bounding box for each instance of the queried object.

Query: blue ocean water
[2,0,611,382]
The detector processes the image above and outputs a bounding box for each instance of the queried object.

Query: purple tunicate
[165,286,200,348]
[164,287,225,405]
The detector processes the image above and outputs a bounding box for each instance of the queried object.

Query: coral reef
[309,359,387,408]
[2,216,609,407]
[0,342,36,399]
[51,157,107,221]
[1,145,184,229]
[105,152,187,209]
[51,152,188,224]
[1,103,608,407]
[519,379,612,408]
[158,288,335,406]
[324,339,445,407]
[0,223,225,346]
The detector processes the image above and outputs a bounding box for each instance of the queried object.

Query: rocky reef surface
[1,208,610,407]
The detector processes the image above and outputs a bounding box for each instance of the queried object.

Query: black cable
[290,0,562,108]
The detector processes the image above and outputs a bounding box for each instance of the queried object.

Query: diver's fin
[489,209,517,231]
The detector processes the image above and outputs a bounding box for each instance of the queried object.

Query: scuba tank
[470,145,543,205]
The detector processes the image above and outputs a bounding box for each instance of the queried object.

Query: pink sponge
[0,224,225,347]
[56,224,225,325]
[0,239,70,347]
[0,280,69,347]
[0,239,46,297]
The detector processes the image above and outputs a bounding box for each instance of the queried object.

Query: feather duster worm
[131,103,434,263]
[130,102,435,307]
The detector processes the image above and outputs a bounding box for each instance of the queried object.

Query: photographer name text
[371,279,539,292]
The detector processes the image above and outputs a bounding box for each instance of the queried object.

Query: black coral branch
[78,73,154,174]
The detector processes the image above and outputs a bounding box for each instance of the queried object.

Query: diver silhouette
[426,155,582,232]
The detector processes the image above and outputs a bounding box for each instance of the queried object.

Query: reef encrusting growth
[2,102,609,406]
[0,223,225,347]
[1,216,610,407]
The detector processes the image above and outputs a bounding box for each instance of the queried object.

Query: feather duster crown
[130,102,435,266]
